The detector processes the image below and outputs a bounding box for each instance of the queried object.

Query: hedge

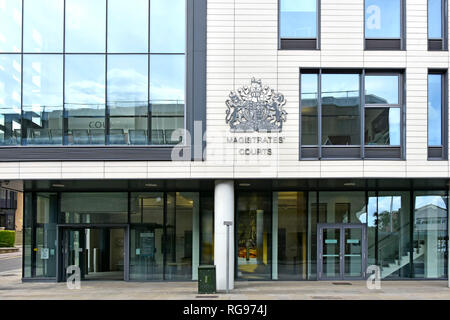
[0,230,15,248]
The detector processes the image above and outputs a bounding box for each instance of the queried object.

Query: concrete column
[214,180,234,291]
[192,193,200,280]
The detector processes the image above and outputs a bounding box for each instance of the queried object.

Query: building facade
[0,0,449,289]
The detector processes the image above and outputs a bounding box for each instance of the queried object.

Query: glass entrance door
[317,224,367,280]
[62,228,86,281]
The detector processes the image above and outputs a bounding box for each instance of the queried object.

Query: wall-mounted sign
[226,78,287,133]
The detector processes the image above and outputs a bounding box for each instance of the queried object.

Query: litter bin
[198,265,216,294]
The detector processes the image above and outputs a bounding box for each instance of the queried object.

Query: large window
[279,0,319,50]
[413,192,448,278]
[428,0,448,50]
[428,71,448,159]
[0,0,22,53]
[300,69,404,159]
[364,75,401,146]
[0,0,187,147]
[365,0,404,50]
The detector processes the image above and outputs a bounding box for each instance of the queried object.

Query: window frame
[428,0,449,51]
[278,0,321,50]
[364,0,406,51]
[427,69,448,160]
[299,68,405,160]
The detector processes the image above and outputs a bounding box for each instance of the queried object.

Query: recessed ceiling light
[343,182,356,187]
[145,183,158,187]
[52,184,65,188]
[239,183,251,187]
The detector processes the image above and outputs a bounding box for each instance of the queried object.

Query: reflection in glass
[35,193,57,278]
[150,0,186,53]
[376,192,411,278]
[280,0,317,38]
[65,0,106,53]
[367,192,377,266]
[108,55,148,145]
[365,0,401,38]
[150,55,185,145]
[165,192,198,281]
[365,108,400,146]
[23,0,63,52]
[65,55,105,145]
[321,74,360,145]
[108,0,148,53]
[318,192,367,224]
[22,55,63,145]
[365,75,399,104]
[130,193,164,280]
[60,193,128,224]
[276,192,308,280]
[0,54,21,145]
[0,0,22,52]
[200,193,214,265]
[413,192,448,278]
[428,74,443,146]
[301,74,318,145]
[237,193,272,280]
[322,228,340,278]
[428,0,443,39]
[344,228,363,277]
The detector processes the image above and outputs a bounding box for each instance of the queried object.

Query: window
[64,55,106,145]
[413,192,448,278]
[65,0,106,53]
[23,0,63,53]
[0,0,190,150]
[0,0,22,53]
[22,55,63,145]
[300,69,404,159]
[321,74,361,146]
[365,0,404,50]
[108,55,148,145]
[364,75,401,146]
[428,0,448,50]
[428,71,448,159]
[0,54,21,146]
[279,0,319,50]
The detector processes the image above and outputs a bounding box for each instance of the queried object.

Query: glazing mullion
[148,0,151,145]
[105,0,109,145]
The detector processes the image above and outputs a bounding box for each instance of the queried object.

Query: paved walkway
[0,248,22,273]
[0,269,449,300]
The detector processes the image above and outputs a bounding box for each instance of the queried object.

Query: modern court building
[0,0,449,290]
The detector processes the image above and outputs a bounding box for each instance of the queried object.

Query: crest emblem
[226,78,287,132]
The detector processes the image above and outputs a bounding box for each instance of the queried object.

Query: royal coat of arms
[225,78,287,132]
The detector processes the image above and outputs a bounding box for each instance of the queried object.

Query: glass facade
[23,190,213,281]
[321,74,361,146]
[300,70,404,157]
[365,0,401,39]
[280,0,317,39]
[22,186,449,281]
[0,0,186,146]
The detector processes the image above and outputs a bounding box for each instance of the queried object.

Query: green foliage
[0,230,15,247]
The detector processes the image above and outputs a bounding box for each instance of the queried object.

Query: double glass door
[317,224,367,280]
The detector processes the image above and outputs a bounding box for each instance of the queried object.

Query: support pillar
[214,180,234,291]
